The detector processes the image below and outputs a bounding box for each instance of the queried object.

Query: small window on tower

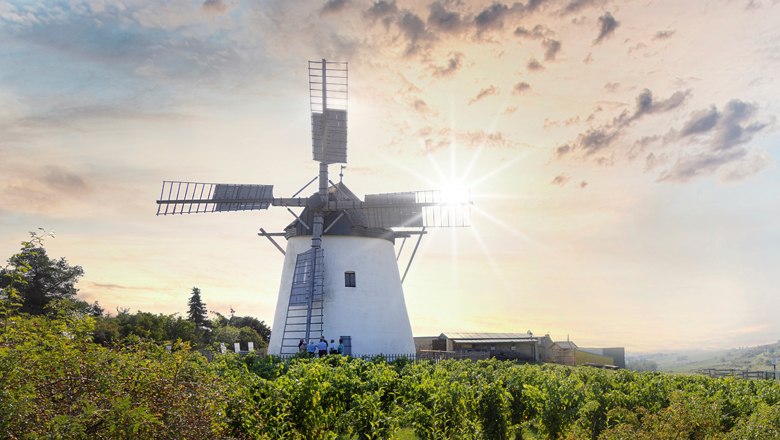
[345,271,356,287]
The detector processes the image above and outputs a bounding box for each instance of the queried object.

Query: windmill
[156,60,471,355]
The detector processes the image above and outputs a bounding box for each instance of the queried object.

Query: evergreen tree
[187,287,208,327]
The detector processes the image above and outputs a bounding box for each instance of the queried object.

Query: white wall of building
[268,235,416,355]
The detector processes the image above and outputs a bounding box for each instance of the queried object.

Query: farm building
[551,340,578,365]
[577,347,625,368]
[415,332,541,361]
[414,332,625,368]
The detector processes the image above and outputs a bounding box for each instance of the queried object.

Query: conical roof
[284,182,395,242]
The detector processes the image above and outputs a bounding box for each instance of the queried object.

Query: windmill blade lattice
[362,190,472,228]
[156,181,274,215]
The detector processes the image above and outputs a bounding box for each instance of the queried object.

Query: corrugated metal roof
[451,338,538,344]
[441,332,536,340]
[554,341,578,349]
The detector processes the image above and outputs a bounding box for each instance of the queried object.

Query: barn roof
[553,341,578,350]
[440,332,538,341]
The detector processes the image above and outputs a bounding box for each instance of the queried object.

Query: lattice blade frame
[363,190,472,228]
[310,59,348,164]
[156,181,274,215]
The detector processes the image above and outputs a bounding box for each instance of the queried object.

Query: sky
[1,0,779,352]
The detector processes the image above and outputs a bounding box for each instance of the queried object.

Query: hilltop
[629,340,780,373]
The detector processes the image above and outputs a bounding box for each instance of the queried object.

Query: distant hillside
[629,340,780,373]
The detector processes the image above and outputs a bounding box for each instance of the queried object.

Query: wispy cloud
[418,126,518,153]
[653,30,676,40]
[556,88,691,158]
[594,12,619,44]
[514,24,552,39]
[556,90,772,182]
[469,85,499,104]
[430,52,464,77]
[561,0,603,15]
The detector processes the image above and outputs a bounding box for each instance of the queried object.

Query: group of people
[298,336,344,357]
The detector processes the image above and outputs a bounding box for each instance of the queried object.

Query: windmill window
[345,271,356,287]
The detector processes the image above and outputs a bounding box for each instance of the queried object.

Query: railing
[697,368,778,380]
[249,350,537,364]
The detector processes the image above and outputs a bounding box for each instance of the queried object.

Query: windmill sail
[309,59,348,164]
[363,190,472,228]
[363,192,424,228]
[156,181,273,215]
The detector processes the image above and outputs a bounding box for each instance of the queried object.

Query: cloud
[558,93,772,183]
[629,88,690,121]
[201,0,230,15]
[469,85,499,104]
[321,0,350,15]
[474,3,511,33]
[679,106,719,137]
[398,11,434,55]
[427,2,465,33]
[419,127,518,153]
[412,98,431,113]
[474,2,537,35]
[561,0,602,15]
[653,30,676,40]
[594,12,619,44]
[527,58,545,71]
[43,167,89,193]
[556,88,692,159]
[514,24,552,39]
[364,0,398,28]
[551,174,569,186]
[542,38,561,61]
[431,52,463,77]
[365,0,398,20]
[676,100,769,151]
[513,82,531,94]
[578,181,588,189]
[659,149,749,183]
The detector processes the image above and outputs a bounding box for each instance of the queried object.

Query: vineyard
[1,313,779,439]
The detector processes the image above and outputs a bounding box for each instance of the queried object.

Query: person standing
[298,338,306,353]
[337,338,344,355]
[307,340,317,357]
[317,336,328,357]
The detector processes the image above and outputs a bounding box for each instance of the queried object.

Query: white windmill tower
[156,60,471,356]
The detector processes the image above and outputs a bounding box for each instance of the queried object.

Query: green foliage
[0,312,233,438]
[3,310,780,440]
[0,230,84,316]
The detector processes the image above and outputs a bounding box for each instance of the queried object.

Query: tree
[0,231,84,315]
[229,315,271,342]
[211,311,271,342]
[187,287,208,327]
